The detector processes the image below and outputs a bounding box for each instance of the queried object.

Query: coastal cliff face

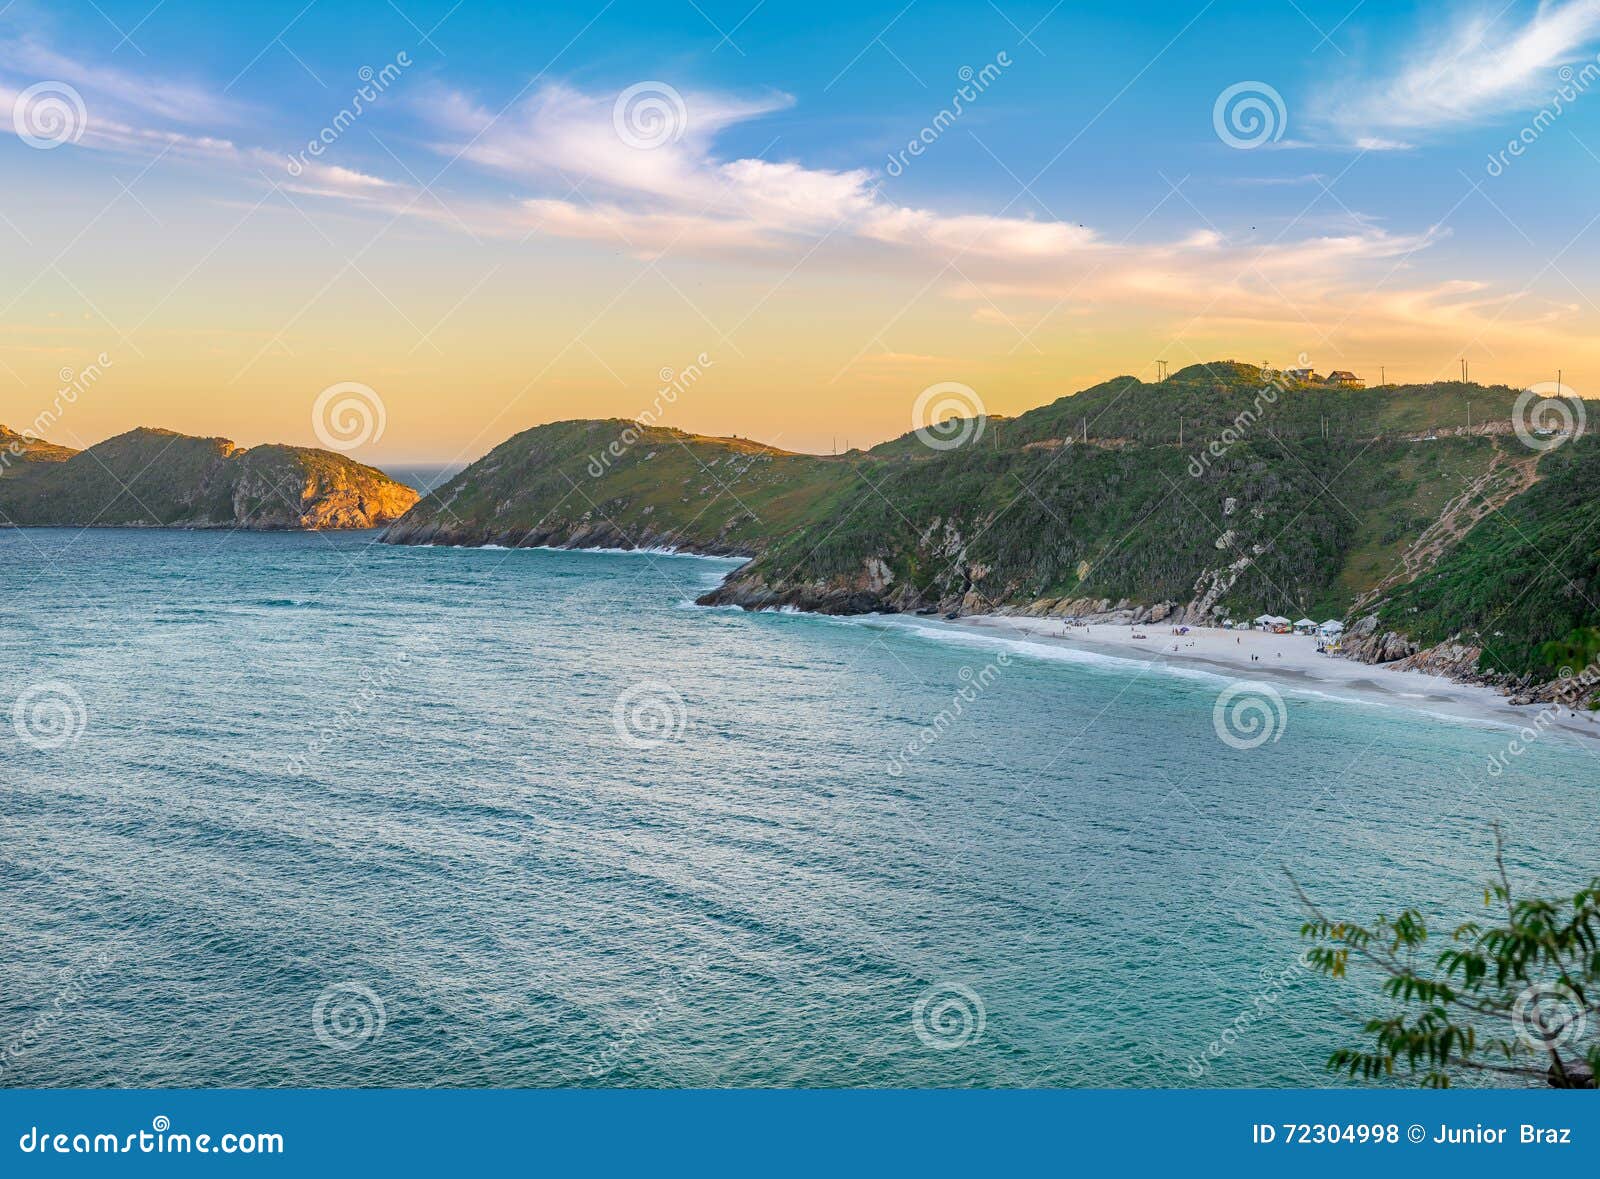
[377,362,1600,700]
[696,436,1391,621]
[0,427,417,529]
[225,445,419,529]
[1350,435,1600,690]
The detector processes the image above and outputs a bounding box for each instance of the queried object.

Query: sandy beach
[952,614,1600,744]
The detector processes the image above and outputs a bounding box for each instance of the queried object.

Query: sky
[5,0,1600,462]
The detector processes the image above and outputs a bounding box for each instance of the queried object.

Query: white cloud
[0,36,248,126]
[862,208,1098,257]
[412,82,1119,265]
[0,43,1569,355]
[1315,0,1600,143]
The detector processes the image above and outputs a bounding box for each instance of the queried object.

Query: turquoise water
[1,529,1594,1088]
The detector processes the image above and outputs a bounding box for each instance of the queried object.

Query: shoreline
[392,540,1600,746]
[944,614,1600,744]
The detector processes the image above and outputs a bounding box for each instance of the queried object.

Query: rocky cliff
[0,426,417,529]
[377,362,1600,701]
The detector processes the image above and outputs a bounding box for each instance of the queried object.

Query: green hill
[0,426,418,529]
[381,362,1598,685]
[382,419,860,553]
[1374,436,1600,680]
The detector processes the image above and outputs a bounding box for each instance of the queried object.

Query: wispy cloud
[0,36,249,127]
[1313,0,1600,144]
[0,40,1569,354]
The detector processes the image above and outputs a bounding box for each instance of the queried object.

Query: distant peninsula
[0,425,417,530]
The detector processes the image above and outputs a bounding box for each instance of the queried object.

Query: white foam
[411,541,741,563]
[842,612,1589,743]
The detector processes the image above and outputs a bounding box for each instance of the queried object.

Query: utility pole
[1380,365,1385,385]
[1467,401,1472,434]
[1178,415,1183,446]
[1156,360,1168,381]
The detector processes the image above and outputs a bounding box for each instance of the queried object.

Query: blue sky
[4,0,1600,458]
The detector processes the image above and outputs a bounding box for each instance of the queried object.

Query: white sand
[953,615,1600,743]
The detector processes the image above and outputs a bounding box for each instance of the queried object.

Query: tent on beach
[1293,618,1318,635]
[1318,619,1345,638]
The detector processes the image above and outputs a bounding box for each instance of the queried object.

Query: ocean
[1,528,1594,1087]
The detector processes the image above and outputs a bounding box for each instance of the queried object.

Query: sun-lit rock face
[0,426,418,529]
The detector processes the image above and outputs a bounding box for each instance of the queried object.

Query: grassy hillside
[384,419,861,552]
[1376,436,1600,679]
[0,427,418,529]
[867,362,1527,458]
[702,432,1521,620]
[0,424,78,467]
[380,362,1598,679]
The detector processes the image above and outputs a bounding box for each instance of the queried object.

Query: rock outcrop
[0,427,417,529]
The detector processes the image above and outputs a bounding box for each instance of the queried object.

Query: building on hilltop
[1327,370,1364,388]
[1285,367,1318,382]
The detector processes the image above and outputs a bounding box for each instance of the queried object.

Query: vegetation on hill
[0,426,418,529]
[0,424,77,467]
[868,362,1526,456]
[1376,436,1600,679]
[379,361,1600,683]
[382,419,859,552]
